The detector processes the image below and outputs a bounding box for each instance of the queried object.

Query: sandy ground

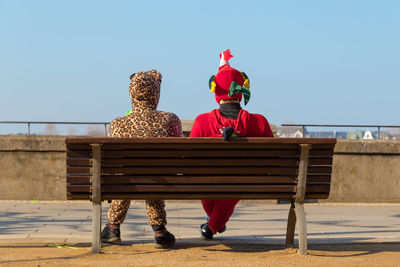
[0,242,399,267]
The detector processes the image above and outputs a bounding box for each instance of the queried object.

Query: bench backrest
[66,137,336,201]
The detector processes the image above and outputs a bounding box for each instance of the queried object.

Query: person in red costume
[190,49,274,240]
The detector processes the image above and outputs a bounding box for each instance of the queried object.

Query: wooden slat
[67,193,90,200]
[66,157,332,167]
[67,144,92,151]
[67,184,329,194]
[308,144,336,150]
[101,166,299,175]
[309,150,335,156]
[307,166,332,174]
[101,158,299,167]
[67,156,331,167]
[102,149,300,158]
[67,167,91,174]
[99,166,331,175]
[100,175,298,184]
[67,175,90,183]
[100,193,329,200]
[67,175,331,184]
[67,158,91,166]
[307,175,331,183]
[67,185,91,192]
[66,150,91,158]
[100,184,296,193]
[101,143,300,150]
[101,193,296,200]
[66,137,337,145]
[67,166,332,175]
[99,175,332,184]
[99,184,329,193]
[308,157,333,165]
[66,166,302,175]
[67,180,330,186]
[67,192,329,200]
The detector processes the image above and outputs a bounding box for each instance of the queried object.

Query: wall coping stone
[335,139,400,154]
[1,135,400,154]
[0,135,67,151]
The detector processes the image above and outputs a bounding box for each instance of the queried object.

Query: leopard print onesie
[107,70,182,227]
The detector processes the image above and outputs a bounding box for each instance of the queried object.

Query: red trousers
[201,199,239,234]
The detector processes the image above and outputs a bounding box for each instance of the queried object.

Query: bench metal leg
[285,201,296,247]
[92,200,102,253]
[91,143,102,253]
[295,203,307,255]
[293,144,310,255]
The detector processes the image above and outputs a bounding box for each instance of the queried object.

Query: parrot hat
[209,49,251,105]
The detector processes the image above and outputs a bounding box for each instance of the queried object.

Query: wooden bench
[66,137,336,254]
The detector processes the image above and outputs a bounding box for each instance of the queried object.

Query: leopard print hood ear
[129,70,162,109]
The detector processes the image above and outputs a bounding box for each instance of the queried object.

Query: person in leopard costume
[101,69,182,248]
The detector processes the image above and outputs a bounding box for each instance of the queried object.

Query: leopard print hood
[129,70,162,110]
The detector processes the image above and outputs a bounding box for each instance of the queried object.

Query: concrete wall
[0,136,66,200]
[0,135,399,202]
[325,140,400,203]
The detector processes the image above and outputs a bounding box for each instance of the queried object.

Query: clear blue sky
[1,0,399,126]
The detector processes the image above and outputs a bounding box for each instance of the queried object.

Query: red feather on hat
[220,49,233,61]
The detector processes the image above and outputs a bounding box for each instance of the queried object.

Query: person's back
[190,50,273,240]
[103,70,182,249]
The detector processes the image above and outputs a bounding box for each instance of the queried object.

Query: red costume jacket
[190,108,273,234]
[190,109,273,138]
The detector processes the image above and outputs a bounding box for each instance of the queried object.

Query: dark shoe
[200,222,214,240]
[217,225,227,234]
[101,224,121,243]
[206,217,226,233]
[154,231,175,249]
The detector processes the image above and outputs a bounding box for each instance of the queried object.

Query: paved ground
[0,201,399,246]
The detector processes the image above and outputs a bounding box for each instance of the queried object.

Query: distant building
[276,126,304,138]
[363,130,374,140]
[307,131,336,138]
[275,127,400,139]
[346,131,363,139]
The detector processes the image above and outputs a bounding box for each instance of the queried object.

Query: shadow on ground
[307,242,400,257]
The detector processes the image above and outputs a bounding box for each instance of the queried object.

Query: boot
[152,225,175,249]
[101,224,121,243]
